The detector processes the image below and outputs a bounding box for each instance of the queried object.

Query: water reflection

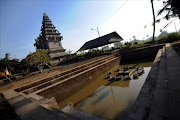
[58,62,152,120]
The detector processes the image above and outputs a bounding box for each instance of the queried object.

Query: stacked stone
[40,13,67,59]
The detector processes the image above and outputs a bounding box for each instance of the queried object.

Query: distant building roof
[79,31,123,50]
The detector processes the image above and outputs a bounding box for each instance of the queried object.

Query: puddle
[58,62,153,120]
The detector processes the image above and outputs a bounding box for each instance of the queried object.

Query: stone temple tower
[40,13,67,59]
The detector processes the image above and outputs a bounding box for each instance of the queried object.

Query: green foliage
[21,58,30,70]
[135,42,146,47]
[143,32,180,44]
[25,49,50,73]
[67,50,73,54]
[133,41,138,45]
[171,41,180,56]
[155,35,167,44]
[13,58,20,62]
[166,32,180,42]
[78,48,85,52]
[34,34,41,49]
[124,42,132,47]
[157,0,180,20]
[0,53,11,63]
[143,40,155,44]
[156,32,180,44]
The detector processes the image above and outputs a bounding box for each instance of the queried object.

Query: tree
[157,0,180,20]
[67,50,73,54]
[151,0,156,41]
[13,58,20,62]
[34,34,42,49]
[0,53,10,63]
[133,41,138,45]
[132,35,136,40]
[25,49,51,73]
[124,42,132,47]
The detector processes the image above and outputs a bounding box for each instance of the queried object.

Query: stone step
[148,46,169,120]
[60,102,108,120]
[15,55,114,92]
[3,90,80,120]
[22,56,115,95]
[31,57,120,102]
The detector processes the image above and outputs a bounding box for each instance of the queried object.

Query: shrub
[124,42,132,47]
[133,41,138,45]
[111,47,116,50]
[166,32,180,43]
[156,32,180,44]
[143,40,156,44]
[156,35,167,44]
[25,49,51,73]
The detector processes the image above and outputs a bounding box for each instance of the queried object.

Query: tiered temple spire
[40,13,67,59]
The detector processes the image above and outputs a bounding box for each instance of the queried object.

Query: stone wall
[120,44,164,63]
[38,57,120,103]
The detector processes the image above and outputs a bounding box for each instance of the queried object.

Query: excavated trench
[58,62,153,120]
[12,44,164,120]
[15,54,120,103]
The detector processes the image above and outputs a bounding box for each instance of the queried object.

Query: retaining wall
[120,44,164,62]
[38,57,120,103]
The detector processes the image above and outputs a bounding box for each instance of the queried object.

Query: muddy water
[58,62,153,120]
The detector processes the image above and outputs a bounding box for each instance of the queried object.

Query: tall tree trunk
[151,0,156,41]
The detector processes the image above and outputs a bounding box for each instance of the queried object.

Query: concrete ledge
[148,46,168,120]
[166,43,180,120]
[128,49,163,120]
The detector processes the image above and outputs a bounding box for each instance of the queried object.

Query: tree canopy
[25,49,51,73]
[34,34,42,49]
[157,0,180,20]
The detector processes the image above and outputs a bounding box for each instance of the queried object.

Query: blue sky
[0,0,179,60]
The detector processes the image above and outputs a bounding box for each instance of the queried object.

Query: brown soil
[0,55,107,93]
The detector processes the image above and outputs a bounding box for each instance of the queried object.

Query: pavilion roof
[79,31,123,50]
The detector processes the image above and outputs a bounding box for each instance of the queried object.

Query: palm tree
[151,0,156,41]
[155,0,180,34]
[156,0,180,20]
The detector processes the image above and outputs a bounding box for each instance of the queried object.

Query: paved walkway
[128,43,180,120]
[166,43,180,120]
[148,44,180,120]
[148,46,168,120]
[127,49,162,120]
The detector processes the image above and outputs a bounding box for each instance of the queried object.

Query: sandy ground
[0,55,107,93]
